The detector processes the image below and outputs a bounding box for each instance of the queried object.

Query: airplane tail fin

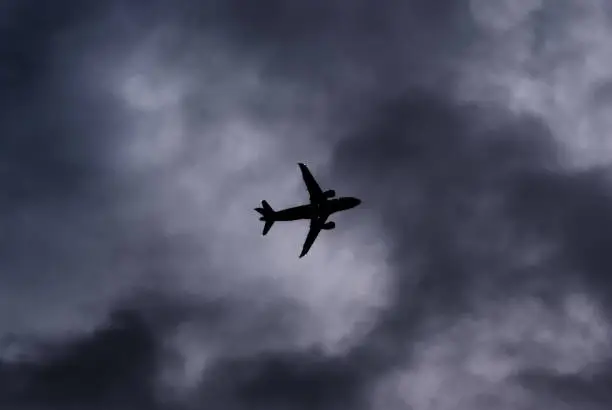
[254,200,275,235]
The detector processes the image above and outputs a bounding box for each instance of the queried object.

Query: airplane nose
[352,198,361,207]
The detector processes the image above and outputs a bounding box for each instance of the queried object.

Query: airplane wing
[299,217,323,258]
[298,163,324,202]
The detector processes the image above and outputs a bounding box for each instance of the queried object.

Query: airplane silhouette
[255,163,362,258]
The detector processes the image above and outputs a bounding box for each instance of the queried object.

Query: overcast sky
[2,1,612,409]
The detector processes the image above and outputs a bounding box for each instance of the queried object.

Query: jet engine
[323,189,336,198]
[322,221,335,230]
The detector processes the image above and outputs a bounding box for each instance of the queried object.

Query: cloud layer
[3,1,612,409]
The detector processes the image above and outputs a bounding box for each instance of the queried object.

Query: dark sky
[2,1,612,409]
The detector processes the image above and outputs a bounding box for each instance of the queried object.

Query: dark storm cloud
[515,366,612,409]
[0,307,362,410]
[0,1,115,208]
[0,310,156,408]
[326,76,612,409]
[3,0,612,409]
[332,93,554,295]
[195,349,365,410]
[170,0,478,110]
[503,168,612,306]
[0,0,177,212]
[0,0,151,340]
[317,94,567,394]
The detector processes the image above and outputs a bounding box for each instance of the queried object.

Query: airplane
[255,162,361,258]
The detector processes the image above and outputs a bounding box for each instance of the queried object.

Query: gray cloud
[2,0,612,409]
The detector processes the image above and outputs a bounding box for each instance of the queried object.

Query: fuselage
[272,197,361,221]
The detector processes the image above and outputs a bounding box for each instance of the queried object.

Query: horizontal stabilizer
[262,220,274,235]
[255,200,275,235]
[261,200,273,213]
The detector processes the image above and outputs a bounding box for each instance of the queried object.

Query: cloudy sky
[2,0,612,409]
